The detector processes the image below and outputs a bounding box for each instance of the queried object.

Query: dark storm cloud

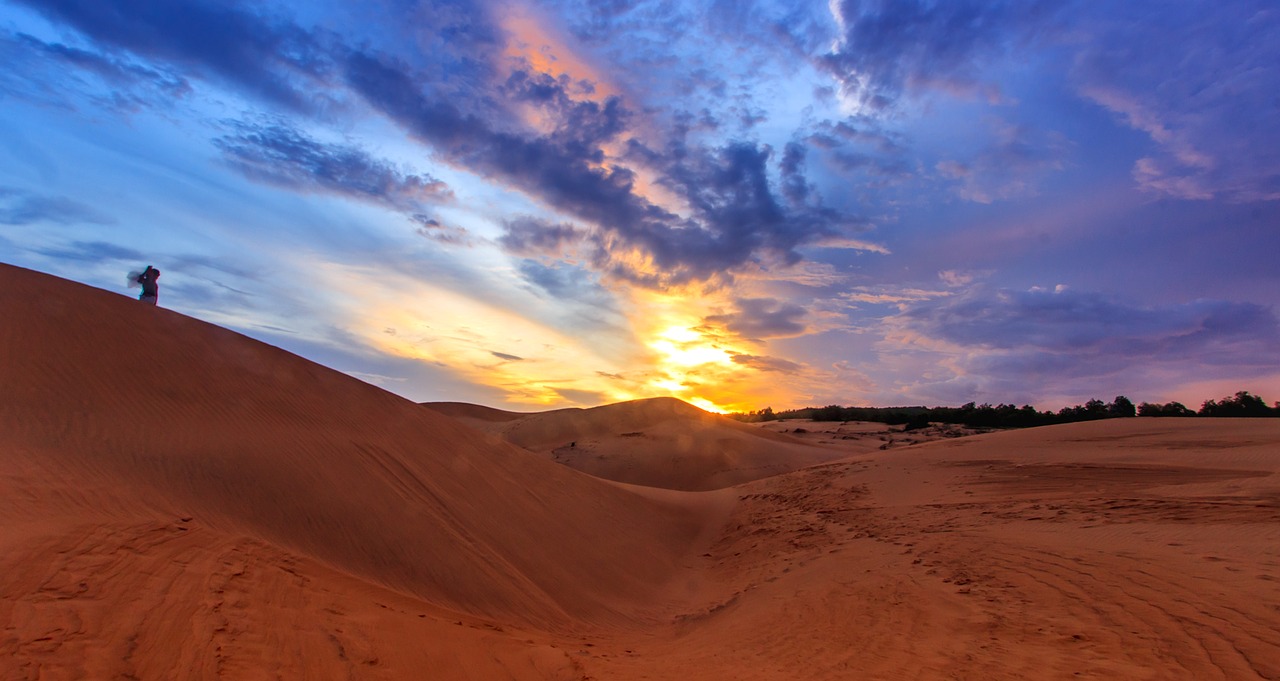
[345,49,861,285]
[0,187,115,225]
[214,121,452,210]
[820,0,1067,109]
[14,0,331,112]
[499,217,586,257]
[629,139,867,281]
[706,297,810,340]
[779,142,811,204]
[18,0,868,287]
[340,51,677,271]
[502,69,629,148]
[0,31,192,110]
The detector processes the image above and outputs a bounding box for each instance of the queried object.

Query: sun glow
[650,338,733,367]
[688,397,729,414]
[303,258,804,413]
[309,262,643,408]
[639,312,746,411]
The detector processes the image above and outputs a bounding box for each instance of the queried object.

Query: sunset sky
[2,0,1278,412]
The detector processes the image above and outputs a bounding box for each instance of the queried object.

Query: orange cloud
[500,7,616,99]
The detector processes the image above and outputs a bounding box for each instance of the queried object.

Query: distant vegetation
[729,391,1279,429]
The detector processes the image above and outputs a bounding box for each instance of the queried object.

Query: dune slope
[0,264,720,678]
[424,397,844,491]
[581,418,1280,680]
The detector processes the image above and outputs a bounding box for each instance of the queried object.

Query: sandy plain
[3,262,1279,680]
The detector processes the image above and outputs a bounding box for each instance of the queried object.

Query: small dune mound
[424,397,846,491]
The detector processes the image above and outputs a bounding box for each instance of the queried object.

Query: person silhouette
[135,265,160,305]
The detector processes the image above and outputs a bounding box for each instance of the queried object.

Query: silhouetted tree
[812,405,847,421]
[1200,391,1274,417]
[1108,396,1136,418]
[1138,401,1195,417]
[728,389,1275,428]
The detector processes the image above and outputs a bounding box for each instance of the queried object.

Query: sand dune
[424,398,847,491]
[4,262,1280,680]
[0,264,721,678]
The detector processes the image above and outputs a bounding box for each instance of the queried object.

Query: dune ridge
[424,397,845,491]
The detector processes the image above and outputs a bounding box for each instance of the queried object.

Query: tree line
[729,391,1279,430]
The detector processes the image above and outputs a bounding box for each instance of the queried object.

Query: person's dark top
[137,266,160,298]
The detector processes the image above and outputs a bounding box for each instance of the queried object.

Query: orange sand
[423,400,849,491]
[3,262,1279,680]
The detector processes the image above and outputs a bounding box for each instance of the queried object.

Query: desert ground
[3,262,1280,680]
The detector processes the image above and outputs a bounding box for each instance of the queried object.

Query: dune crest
[425,397,845,491]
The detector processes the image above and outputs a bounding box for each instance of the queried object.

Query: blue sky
[2,0,1277,412]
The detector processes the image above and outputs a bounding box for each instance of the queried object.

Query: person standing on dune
[135,265,160,305]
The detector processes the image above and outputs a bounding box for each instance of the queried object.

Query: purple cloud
[0,31,192,112]
[345,49,865,286]
[731,353,804,374]
[214,121,453,211]
[1072,2,1280,202]
[0,187,115,226]
[410,214,470,245]
[706,297,810,340]
[885,286,1280,402]
[901,287,1276,353]
[12,0,872,289]
[820,0,1067,109]
[14,0,334,111]
[499,217,586,257]
[935,119,1071,202]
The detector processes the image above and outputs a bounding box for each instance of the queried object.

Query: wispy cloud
[819,0,1067,110]
[878,285,1280,404]
[705,297,812,340]
[0,187,115,226]
[215,120,453,212]
[1073,3,1280,201]
[0,31,191,111]
[935,119,1072,203]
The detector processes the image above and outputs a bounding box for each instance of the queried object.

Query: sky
[1,0,1278,413]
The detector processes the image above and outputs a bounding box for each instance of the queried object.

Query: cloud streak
[0,187,115,226]
[215,120,453,212]
[820,0,1066,110]
[882,286,1280,403]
